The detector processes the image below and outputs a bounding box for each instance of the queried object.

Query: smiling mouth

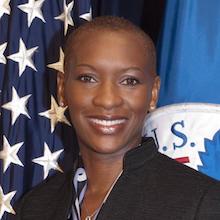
[88,117,127,135]
[89,118,126,126]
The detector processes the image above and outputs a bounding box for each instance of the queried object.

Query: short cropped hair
[64,16,156,73]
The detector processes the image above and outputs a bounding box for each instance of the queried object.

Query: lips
[87,116,128,135]
[90,118,126,126]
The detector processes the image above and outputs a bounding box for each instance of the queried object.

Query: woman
[11,16,220,220]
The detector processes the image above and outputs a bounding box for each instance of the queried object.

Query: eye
[77,74,97,83]
[121,77,140,86]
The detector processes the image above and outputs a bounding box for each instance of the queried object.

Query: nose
[93,81,123,110]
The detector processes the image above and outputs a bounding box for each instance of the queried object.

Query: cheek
[124,87,151,115]
[65,82,90,103]
[65,84,91,118]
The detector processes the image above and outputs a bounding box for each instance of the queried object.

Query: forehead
[65,30,150,69]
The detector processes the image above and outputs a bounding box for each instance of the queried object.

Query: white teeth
[90,118,126,126]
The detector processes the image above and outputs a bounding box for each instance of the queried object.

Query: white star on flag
[0,0,11,20]
[18,0,46,27]
[32,142,63,179]
[0,42,7,64]
[0,136,23,173]
[2,87,31,125]
[7,38,38,77]
[47,47,64,73]
[39,96,71,133]
[79,7,92,21]
[0,186,16,219]
[55,0,74,35]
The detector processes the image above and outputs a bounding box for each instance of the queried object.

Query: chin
[76,119,143,156]
[80,133,139,156]
[92,144,125,155]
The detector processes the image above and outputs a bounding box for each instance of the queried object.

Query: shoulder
[22,171,72,199]
[9,171,73,220]
[195,181,220,219]
[134,151,220,218]
[150,152,220,212]
[147,152,218,192]
[139,137,216,187]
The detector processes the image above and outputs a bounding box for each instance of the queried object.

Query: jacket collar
[123,137,158,171]
[72,137,158,174]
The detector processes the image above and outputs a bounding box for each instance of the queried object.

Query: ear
[149,76,160,112]
[57,71,66,106]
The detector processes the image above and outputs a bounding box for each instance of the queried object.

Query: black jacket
[9,138,220,220]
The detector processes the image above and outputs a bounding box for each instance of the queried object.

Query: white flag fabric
[143,103,220,180]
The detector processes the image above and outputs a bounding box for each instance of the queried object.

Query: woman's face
[62,30,159,156]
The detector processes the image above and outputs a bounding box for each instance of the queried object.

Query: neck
[78,140,141,220]
[80,150,124,193]
[80,152,124,220]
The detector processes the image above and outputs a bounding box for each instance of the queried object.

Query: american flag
[0,0,91,219]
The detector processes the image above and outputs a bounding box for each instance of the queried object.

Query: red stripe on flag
[175,157,190,164]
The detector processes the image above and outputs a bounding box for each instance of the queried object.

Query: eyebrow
[122,67,144,73]
[75,64,143,73]
[75,64,95,69]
